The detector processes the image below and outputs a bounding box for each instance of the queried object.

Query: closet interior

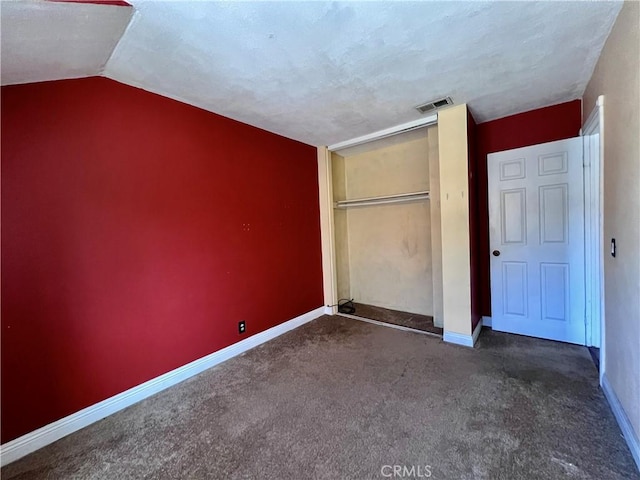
[331,125,443,335]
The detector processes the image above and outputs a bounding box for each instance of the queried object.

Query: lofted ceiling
[0,1,132,85]
[1,1,623,146]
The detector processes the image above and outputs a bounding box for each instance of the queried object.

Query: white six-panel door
[488,137,585,345]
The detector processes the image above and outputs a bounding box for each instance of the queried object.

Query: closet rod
[335,191,430,209]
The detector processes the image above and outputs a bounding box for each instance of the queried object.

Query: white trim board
[0,306,325,467]
[443,318,483,347]
[336,312,442,338]
[317,147,338,316]
[482,316,492,328]
[581,96,606,381]
[327,114,438,152]
[601,374,640,471]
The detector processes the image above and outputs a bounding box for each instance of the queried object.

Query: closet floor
[350,303,443,336]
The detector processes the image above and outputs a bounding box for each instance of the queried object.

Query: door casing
[581,96,605,379]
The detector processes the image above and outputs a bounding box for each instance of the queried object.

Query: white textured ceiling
[2,1,623,146]
[1,1,132,85]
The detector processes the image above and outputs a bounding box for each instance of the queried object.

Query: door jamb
[580,95,605,382]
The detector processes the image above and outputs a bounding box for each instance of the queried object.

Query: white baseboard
[472,319,483,345]
[324,306,335,315]
[601,374,640,471]
[482,316,492,328]
[443,318,483,347]
[0,306,325,467]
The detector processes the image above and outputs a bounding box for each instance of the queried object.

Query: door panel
[540,262,569,321]
[488,137,585,344]
[502,262,527,317]
[539,184,568,243]
[501,189,526,244]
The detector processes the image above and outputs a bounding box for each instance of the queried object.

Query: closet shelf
[334,190,430,209]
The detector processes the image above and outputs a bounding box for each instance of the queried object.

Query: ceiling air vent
[415,97,453,114]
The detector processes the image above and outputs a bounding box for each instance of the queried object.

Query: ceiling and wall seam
[577,7,624,100]
[99,5,138,77]
[0,0,133,85]
[483,96,584,126]
[1,0,625,146]
[93,0,627,146]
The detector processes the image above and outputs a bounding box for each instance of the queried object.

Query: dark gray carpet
[351,302,443,335]
[3,316,638,479]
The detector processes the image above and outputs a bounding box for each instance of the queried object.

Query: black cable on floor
[337,298,355,315]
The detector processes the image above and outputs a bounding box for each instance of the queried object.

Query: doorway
[488,137,586,344]
[487,116,604,349]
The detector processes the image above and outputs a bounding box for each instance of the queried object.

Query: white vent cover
[415,97,453,114]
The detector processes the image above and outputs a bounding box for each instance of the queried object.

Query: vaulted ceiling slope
[1,1,623,146]
[1,1,132,85]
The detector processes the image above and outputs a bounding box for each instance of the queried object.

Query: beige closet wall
[333,131,434,315]
[438,104,472,336]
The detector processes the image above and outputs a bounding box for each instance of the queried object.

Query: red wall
[475,100,582,316]
[1,77,323,443]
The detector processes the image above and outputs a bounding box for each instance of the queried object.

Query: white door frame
[317,146,338,315]
[580,95,605,379]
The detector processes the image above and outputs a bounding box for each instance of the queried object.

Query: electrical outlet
[238,321,246,334]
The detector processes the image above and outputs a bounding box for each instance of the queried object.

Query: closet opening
[329,125,443,337]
